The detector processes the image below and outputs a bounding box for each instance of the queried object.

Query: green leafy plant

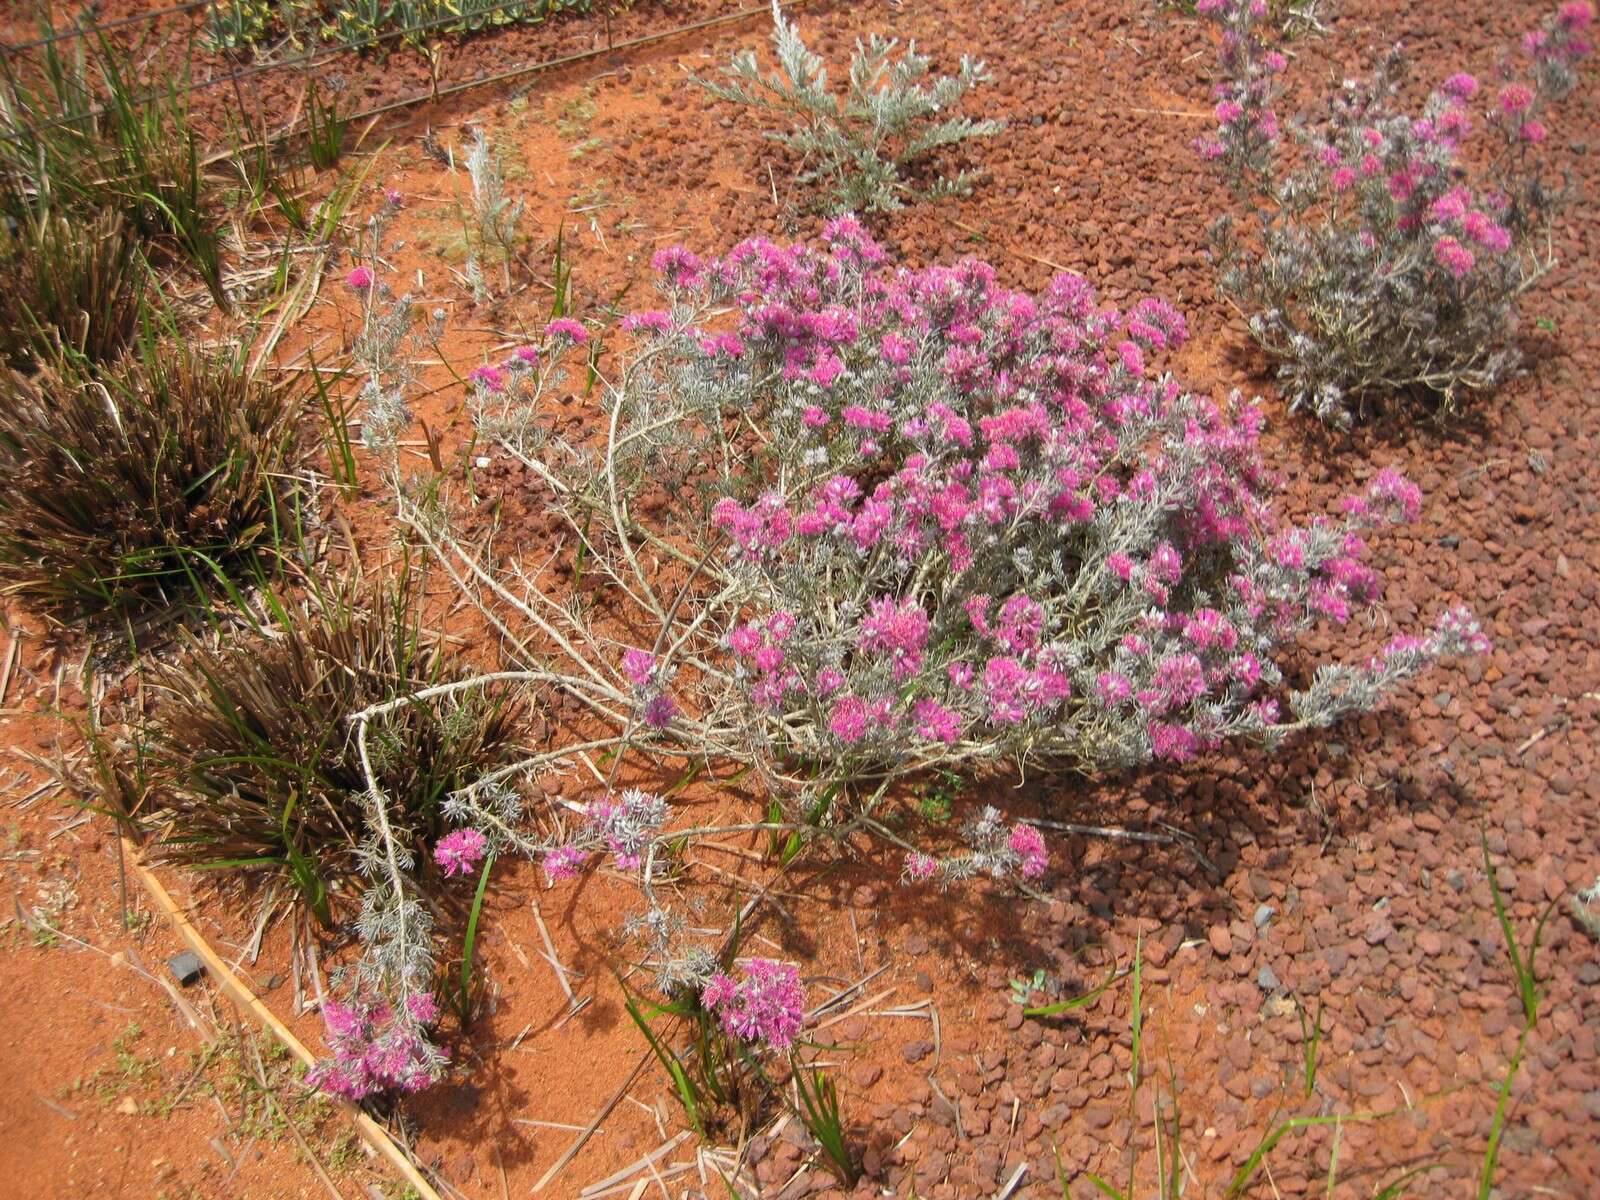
[448,849,497,1017]
[619,902,762,1138]
[0,342,303,628]
[623,984,713,1136]
[1023,958,1126,1018]
[207,0,277,52]
[698,0,1004,213]
[793,1061,857,1186]
[304,80,349,171]
[1010,967,1051,1006]
[1294,995,1324,1097]
[310,358,361,498]
[1058,939,1413,1200]
[620,902,835,1163]
[133,569,524,920]
[911,768,962,824]
[317,0,605,53]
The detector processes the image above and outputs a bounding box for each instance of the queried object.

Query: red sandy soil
[3,0,1599,1198]
[0,711,396,1198]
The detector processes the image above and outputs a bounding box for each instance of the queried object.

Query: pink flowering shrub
[577,219,1483,796]
[307,992,447,1099]
[1199,0,1593,424]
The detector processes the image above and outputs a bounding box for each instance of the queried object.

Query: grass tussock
[0,206,150,369]
[0,341,304,627]
[138,571,525,920]
[0,21,226,307]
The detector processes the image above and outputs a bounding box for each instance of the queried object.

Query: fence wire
[1,0,219,56]
[1,0,613,143]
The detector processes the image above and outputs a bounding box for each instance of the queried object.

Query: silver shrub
[698,0,1004,214]
[463,127,524,299]
[349,203,445,451]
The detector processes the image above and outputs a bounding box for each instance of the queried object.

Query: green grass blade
[1026,960,1127,1018]
[459,851,496,1014]
[1082,1171,1130,1200]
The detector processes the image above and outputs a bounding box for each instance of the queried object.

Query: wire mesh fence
[1,0,219,55]
[1,0,613,141]
[1,0,801,159]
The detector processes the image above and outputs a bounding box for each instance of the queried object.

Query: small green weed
[911,769,962,824]
[1479,831,1560,1199]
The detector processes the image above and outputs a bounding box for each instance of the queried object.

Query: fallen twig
[533,1052,652,1192]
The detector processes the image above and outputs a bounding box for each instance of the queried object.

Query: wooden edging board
[124,840,445,1200]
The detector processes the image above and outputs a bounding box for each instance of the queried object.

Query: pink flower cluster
[628,219,1474,772]
[464,318,594,399]
[859,596,931,681]
[700,958,805,1051]
[712,492,793,560]
[622,647,656,687]
[1008,823,1049,879]
[542,844,589,883]
[728,611,802,710]
[542,788,668,882]
[621,647,678,730]
[434,827,489,877]
[899,807,1050,887]
[307,993,443,1099]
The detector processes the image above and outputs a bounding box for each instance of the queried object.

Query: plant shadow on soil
[748,706,1488,994]
[1218,317,1567,465]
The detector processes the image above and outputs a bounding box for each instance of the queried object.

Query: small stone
[849,1063,883,1089]
[167,951,205,987]
[1257,965,1281,992]
[1081,1107,1114,1130]
[1208,925,1232,957]
[1253,904,1275,929]
[1145,930,1177,967]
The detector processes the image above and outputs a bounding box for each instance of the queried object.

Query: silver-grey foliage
[463,127,524,299]
[698,0,1004,214]
[1198,1,1590,426]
